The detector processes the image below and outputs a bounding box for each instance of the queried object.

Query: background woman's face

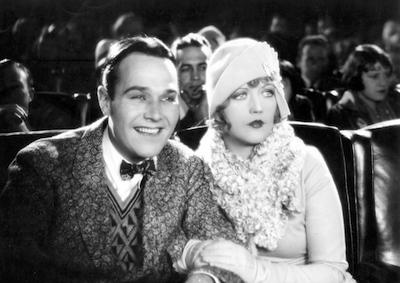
[361,62,392,102]
[222,78,277,156]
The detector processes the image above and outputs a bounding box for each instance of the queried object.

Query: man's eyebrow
[123,85,148,94]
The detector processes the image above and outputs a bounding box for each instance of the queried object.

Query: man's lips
[134,127,162,135]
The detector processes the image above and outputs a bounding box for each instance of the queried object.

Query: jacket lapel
[71,118,114,269]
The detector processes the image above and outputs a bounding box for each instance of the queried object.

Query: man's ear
[97,85,111,116]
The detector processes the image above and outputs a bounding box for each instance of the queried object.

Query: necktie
[119,159,156,181]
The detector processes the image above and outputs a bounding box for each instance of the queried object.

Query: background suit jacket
[0,118,239,283]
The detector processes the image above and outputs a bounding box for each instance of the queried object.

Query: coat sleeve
[251,147,355,283]
[166,156,243,283]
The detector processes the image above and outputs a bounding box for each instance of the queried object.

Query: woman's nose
[249,93,263,113]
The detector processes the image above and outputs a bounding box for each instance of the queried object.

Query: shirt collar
[102,126,157,176]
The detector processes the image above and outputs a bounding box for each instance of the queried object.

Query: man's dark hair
[101,36,175,99]
[341,44,393,91]
[170,33,211,59]
[297,34,330,55]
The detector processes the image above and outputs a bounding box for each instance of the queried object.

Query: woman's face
[221,77,277,158]
[361,62,392,102]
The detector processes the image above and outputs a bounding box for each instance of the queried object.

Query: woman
[327,44,400,129]
[187,38,355,282]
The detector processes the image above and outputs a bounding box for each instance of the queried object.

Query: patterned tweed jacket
[0,118,239,283]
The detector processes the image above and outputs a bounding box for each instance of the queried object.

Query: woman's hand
[195,239,259,283]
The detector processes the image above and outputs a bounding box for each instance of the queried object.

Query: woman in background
[327,44,400,129]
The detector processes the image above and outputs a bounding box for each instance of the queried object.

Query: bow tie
[120,159,156,181]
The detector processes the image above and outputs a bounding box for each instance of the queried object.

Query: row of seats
[1,120,400,282]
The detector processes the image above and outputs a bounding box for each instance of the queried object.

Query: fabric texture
[0,117,240,283]
[205,38,290,119]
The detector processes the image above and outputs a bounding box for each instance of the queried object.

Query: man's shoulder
[161,139,207,169]
[19,119,104,159]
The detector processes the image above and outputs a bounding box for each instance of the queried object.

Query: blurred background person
[171,33,212,149]
[327,44,400,129]
[198,25,226,52]
[296,34,341,122]
[111,12,144,39]
[0,59,34,133]
[382,19,400,84]
[280,60,315,122]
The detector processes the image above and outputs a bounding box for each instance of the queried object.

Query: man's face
[0,65,33,113]
[298,44,329,84]
[99,53,180,163]
[176,46,209,106]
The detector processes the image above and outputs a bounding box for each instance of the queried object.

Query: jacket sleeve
[251,147,355,283]
[166,156,243,283]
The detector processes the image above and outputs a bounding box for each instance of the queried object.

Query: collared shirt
[102,127,156,201]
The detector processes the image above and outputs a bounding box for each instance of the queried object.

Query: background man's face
[176,46,209,106]
[100,53,179,163]
[298,44,329,84]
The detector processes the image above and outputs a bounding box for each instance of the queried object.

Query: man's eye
[129,94,146,100]
[161,95,177,103]
[179,66,191,73]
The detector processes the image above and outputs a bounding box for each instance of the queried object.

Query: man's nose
[144,100,162,121]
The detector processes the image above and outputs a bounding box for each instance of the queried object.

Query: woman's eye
[261,88,275,97]
[231,92,247,100]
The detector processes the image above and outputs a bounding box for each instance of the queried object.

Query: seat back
[361,120,400,267]
[0,130,65,189]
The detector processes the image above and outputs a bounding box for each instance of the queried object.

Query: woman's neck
[222,135,254,160]
[357,91,378,111]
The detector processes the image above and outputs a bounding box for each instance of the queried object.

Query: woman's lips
[248,120,264,128]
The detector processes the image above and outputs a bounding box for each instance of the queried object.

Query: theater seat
[343,119,400,283]
[0,130,64,189]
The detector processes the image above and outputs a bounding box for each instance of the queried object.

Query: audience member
[193,38,355,283]
[263,13,298,63]
[10,17,41,63]
[297,34,341,121]
[111,12,144,39]
[0,59,34,133]
[382,19,400,83]
[280,60,315,122]
[198,25,226,52]
[0,36,240,283]
[327,44,400,129]
[171,33,212,149]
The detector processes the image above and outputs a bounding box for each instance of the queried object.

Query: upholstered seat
[345,119,400,283]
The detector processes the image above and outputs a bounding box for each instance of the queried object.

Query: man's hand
[0,104,29,132]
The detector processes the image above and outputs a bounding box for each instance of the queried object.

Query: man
[296,35,341,122]
[171,33,212,149]
[0,59,33,133]
[0,37,239,283]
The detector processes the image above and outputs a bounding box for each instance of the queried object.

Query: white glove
[195,239,262,283]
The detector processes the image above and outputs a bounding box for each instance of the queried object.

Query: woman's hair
[341,44,393,91]
[211,77,281,132]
